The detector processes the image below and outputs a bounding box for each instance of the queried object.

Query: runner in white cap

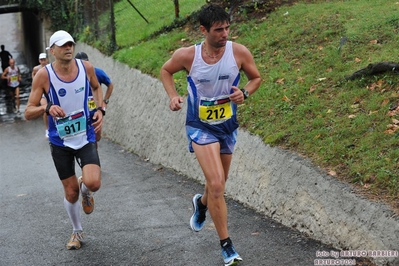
[25,30,105,250]
[32,53,48,78]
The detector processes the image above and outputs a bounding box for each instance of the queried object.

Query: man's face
[39,58,48,66]
[51,42,74,61]
[9,59,15,67]
[202,21,230,48]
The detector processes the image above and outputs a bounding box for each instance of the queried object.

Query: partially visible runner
[1,58,21,114]
[75,51,114,144]
[160,4,261,266]
[0,44,12,71]
[24,30,105,250]
[32,53,49,137]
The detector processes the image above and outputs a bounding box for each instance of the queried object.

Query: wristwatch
[45,101,53,115]
[103,99,109,104]
[97,107,106,116]
[240,88,249,100]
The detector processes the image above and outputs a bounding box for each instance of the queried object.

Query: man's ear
[199,25,208,35]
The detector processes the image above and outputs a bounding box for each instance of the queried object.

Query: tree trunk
[174,0,179,18]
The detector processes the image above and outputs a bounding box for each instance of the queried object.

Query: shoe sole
[225,258,243,266]
[190,194,202,232]
[66,239,82,250]
[189,214,199,231]
[83,200,94,214]
[67,244,81,250]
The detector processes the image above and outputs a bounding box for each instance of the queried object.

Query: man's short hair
[199,4,230,31]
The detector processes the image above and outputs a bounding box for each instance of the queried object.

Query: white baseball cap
[39,53,47,59]
[46,30,75,50]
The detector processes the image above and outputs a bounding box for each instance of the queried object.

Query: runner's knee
[64,187,80,203]
[207,180,225,198]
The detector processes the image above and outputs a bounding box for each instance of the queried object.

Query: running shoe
[78,176,94,214]
[66,231,84,250]
[190,194,207,231]
[221,243,243,266]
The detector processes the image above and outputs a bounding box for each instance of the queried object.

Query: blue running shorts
[186,125,237,154]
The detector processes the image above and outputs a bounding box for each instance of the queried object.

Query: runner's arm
[32,66,38,79]
[18,67,21,82]
[86,62,103,109]
[160,47,192,111]
[1,68,8,80]
[103,83,113,104]
[84,61,103,132]
[234,43,261,96]
[25,68,49,120]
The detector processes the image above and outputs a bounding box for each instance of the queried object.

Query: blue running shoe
[190,194,207,231]
[221,243,243,266]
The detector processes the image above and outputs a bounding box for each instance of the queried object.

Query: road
[0,118,359,266]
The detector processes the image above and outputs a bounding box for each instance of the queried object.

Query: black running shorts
[50,142,100,180]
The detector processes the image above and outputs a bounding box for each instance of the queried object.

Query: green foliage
[16,0,115,54]
[96,0,399,198]
[17,0,78,33]
[76,2,115,55]
[113,0,205,48]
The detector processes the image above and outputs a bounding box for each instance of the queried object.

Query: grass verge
[95,0,399,205]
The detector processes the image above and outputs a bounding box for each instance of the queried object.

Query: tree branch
[345,62,399,80]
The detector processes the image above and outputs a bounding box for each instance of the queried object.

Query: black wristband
[97,107,106,116]
[240,88,249,100]
[45,102,53,115]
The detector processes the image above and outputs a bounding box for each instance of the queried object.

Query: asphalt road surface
[0,60,375,265]
[0,117,358,266]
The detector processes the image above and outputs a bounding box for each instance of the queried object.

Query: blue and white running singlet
[45,59,96,149]
[186,41,240,135]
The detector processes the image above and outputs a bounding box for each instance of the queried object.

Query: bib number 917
[64,121,81,135]
[55,109,87,139]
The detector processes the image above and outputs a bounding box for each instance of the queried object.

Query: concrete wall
[75,43,399,266]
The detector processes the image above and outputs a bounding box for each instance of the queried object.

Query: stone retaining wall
[75,42,399,266]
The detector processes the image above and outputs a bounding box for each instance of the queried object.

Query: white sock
[64,198,83,231]
[80,179,90,195]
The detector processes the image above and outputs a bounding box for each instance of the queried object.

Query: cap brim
[46,37,75,50]
[55,38,75,47]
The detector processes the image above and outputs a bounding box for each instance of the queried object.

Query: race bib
[88,96,96,111]
[55,109,87,139]
[9,74,19,87]
[198,95,232,125]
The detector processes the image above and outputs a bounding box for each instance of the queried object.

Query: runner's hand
[229,86,245,104]
[92,110,103,133]
[48,105,66,118]
[169,96,183,111]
